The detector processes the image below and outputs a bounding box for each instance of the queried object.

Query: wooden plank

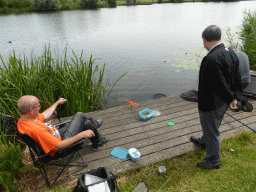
[51,95,256,179]
[75,110,256,164]
[70,100,256,159]
[105,121,256,175]
[70,114,256,176]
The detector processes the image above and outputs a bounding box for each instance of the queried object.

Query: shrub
[0,6,11,14]
[240,10,256,70]
[107,0,116,7]
[0,0,7,7]
[60,0,78,10]
[80,0,98,9]
[33,0,62,11]
[126,0,135,3]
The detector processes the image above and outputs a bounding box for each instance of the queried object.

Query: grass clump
[0,118,32,192]
[116,131,256,191]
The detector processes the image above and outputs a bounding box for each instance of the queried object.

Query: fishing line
[226,112,256,133]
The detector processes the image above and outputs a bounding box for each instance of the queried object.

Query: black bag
[73,167,120,192]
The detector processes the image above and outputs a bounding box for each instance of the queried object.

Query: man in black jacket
[190,25,243,169]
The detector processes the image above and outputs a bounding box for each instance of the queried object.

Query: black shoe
[242,97,253,112]
[197,161,220,169]
[96,118,103,128]
[235,101,243,112]
[91,137,109,150]
[190,136,205,149]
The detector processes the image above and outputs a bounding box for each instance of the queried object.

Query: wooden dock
[52,95,256,185]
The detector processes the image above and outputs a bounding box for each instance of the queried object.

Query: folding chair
[12,115,88,187]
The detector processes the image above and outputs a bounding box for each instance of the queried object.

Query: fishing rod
[226,112,256,133]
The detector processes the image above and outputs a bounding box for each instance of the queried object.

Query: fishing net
[180,89,198,102]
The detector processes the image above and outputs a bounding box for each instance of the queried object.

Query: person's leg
[199,103,228,165]
[84,120,102,143]
[241,81,249,91]
[62,112,102,144]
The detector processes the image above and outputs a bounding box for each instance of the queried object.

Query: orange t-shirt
[17,114,62,154]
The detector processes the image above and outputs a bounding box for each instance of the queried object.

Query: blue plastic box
[129,148,141,161]
[139,108,154,120]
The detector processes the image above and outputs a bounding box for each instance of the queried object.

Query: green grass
[116,131,256,191]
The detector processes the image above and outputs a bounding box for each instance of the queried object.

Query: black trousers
[59,112,102,144]
[198,103,228,164]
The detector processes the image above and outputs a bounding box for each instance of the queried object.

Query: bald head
[17,95,38,115]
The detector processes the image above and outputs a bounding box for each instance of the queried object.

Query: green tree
[80,0,98,9]
[0,0,7,7]
[33,0,62,11]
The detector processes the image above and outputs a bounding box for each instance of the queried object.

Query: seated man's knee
[74,112,85,118]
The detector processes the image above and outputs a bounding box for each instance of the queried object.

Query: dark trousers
[242,81,249,90]
[197,103,228,165]
[59,112,102,144]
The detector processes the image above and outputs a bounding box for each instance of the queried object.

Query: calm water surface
[1,1,256,108]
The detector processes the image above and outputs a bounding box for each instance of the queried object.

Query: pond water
[1,1,256,108]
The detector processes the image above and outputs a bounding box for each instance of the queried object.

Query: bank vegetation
[0,0,241,14]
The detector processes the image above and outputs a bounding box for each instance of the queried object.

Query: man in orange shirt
[17,95,108,154]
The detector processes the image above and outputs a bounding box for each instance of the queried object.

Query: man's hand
[81,130,95,138]
[57,98,67,105]
[43,98,67,120]
[57,130,95,149]
[230,99,238,110]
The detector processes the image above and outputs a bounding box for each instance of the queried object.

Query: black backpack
[73,167,120,192]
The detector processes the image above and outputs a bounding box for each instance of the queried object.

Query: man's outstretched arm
[56,130,95,149]
[42,98,67,120]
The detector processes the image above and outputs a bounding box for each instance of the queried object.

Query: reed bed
[0,44,126,122]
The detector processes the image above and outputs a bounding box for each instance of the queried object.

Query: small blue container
[129,148,141,161]
[139,108,154,120]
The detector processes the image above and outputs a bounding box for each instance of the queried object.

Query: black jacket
[198,43,242,112]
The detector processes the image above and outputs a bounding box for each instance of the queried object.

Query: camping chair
[12,115,88,188]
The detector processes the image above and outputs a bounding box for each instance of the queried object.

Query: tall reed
[0,44,127,123]
[240,10,256,70]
